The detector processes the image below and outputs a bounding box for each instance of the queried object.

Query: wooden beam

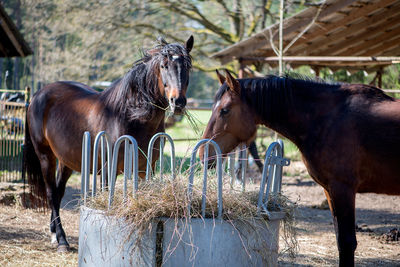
[286,0,399,52]
[306,62,392,67]
[213,0,358,64]
[305,65,390,72]
[0,17,25,57]
[381,46,400,57]
[280,0,358,38]
[240,56,400,62]
[360,36,400,56]
[288,5,400,56]
[383,89,400,93]
[311,19,400,56]
[339,26,400,56]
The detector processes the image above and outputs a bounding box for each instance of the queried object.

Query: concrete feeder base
[78,206,284,267]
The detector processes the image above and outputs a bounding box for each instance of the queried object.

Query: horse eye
[220,108,229,116]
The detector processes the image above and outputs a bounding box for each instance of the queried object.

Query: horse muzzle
[169,96,186,115]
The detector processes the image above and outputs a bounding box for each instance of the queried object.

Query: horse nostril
[175,97,186,108]
[170,98,175,104]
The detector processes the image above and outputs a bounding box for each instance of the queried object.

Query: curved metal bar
[108,135,139,207]
[91,131,112,197]
[80,131,91,204]
[159,137,165,180]
[275,139,285,193]
[187,139,223,219]
[201,143,209,217]
[228,152,235,188]
[239,143,247,192]
[145,132,176,181]
[257,142,281,215]
[257,140,290,216]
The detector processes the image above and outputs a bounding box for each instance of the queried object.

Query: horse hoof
[57,245,70,253]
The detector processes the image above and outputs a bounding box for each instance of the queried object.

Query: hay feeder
[78,132,290,267]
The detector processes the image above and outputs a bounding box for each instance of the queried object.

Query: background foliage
[1,0,399,98]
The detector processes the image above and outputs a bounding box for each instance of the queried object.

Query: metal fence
[0,88,29,182]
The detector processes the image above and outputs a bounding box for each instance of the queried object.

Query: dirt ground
[0,162,399,266]
[278,162,400,266]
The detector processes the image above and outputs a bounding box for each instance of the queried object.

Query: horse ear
[216,69,226,85]
[225,70,240,94]
[185,35,194,53]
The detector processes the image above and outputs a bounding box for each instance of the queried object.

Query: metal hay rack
[80,131,290,217]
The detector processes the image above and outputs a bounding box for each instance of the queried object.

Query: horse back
[27,81,103,171]
[300,84,400,195]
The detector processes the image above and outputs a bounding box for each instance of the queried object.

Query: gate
[0,88,29,182]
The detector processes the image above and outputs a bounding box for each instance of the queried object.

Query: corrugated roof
[0,3,33,57]
[212,0,400,71]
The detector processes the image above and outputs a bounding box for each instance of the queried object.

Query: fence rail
[0,88,29,182]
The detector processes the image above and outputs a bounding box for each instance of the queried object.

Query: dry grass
[86,174,298,260]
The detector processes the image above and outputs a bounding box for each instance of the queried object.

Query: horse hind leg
[49,162,73,252]
[325,183,357,267]
[36,147,70,252]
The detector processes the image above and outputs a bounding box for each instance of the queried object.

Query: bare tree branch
[154,0,236,43]
[283,0,325,53]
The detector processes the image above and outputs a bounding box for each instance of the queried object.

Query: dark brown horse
[200,70,400,266]
[23,36,193,252]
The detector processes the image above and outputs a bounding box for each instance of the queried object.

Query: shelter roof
[0,3,32,57]
[212,0,400,71]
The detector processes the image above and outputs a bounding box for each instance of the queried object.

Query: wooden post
[238,59,245,79]
[378,67,383,88]
[24,86,30,103]
[312,67,320,78]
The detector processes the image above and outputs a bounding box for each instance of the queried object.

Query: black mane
[100,38,192,121]
[215,75,343,123]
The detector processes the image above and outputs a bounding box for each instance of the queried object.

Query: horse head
[199,70,259,167]
[147,36,194,115]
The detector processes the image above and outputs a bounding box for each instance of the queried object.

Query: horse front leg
[325,183,357,267]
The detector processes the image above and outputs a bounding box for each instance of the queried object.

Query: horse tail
[23,116,47,209]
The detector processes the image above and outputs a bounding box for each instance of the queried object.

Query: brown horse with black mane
[23,36,193,252]
[200,70,400,266]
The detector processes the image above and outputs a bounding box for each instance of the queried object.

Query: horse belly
[357,159,400,195]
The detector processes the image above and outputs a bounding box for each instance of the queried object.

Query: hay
[86,174,298,260]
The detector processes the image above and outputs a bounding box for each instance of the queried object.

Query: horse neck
[251,77,341,147]
[100,64,167,123]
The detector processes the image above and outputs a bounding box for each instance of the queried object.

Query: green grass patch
[165,109,211,157]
